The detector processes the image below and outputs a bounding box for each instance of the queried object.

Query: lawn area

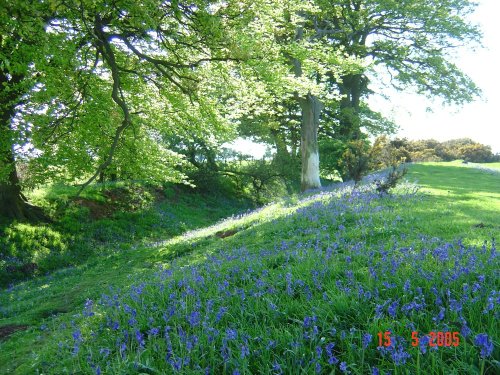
[0,163,498,374]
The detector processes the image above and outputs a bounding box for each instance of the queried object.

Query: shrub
[374,165,408,194]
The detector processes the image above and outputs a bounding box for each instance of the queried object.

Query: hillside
[0,163,499,374]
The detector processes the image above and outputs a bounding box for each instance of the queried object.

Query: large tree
[319,0,481,140]
[236,0,481,188]
[0,0,255,220]
[0,1,51,220]
[224,1,362,191]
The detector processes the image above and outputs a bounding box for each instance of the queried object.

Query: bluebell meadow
[33,180,499,374]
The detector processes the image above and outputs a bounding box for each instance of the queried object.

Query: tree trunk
[337,73,365,140]
[299,93,323,191]
[289,30,323,192]
[0,73,47,222]
[0,146,47,222]
[271,128,290,164]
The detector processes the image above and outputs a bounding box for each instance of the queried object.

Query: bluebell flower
[119,341,127,358]
[391,345,411,365]
[449,299,462,313]
[315,345,322,358]
[226,328,237,340]
[362,333,372,349]
[216,307,228,322]
[240,343,250,359]
[388,301,398,318]
[433,307,445,323]
[339,361,348,372]
[72,329,81,341]
[419,335,429,354]
[99,348,111,357]
[403,280,411,292]
[83,299,95,317]
[149,327,160,337]
[474,333,493,357]
[221,341,230,363]
[187,311,200,327]
[326,342,338,364]
[272,361,282,374]
[315,361,322,374]
[135,329,145,348]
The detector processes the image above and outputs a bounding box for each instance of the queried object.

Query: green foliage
[339,139,372,184]
[374,165,409,195]
[373,137,499,164]
[370,136,412,170]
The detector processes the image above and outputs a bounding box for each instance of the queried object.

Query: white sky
[371,0,500,153]
[229,0,500,157]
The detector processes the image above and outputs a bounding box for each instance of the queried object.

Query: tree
[233,0,481,189]
[1,0,256,220]
[226,1,362,191]
[318,0,481,139]
[0,1,50,220]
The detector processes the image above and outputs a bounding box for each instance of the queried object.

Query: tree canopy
[0,0,483,219]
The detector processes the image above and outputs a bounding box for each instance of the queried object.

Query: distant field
[1,163,498,374]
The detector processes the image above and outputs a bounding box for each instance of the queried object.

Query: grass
[0,162,498,374]
[0,182,251,286]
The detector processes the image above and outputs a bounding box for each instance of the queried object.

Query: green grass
[404,162,499,243]
[0,162,498,374]
[0,182,252,286]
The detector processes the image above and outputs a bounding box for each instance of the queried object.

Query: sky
[229,0,500,157]
[370,0,500,153]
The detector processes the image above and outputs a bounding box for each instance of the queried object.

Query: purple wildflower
[362,333,372,349]
[315,361,322,374]
[391,345,411,365]
[419,335,429,354]
[240,343,250,358]
[315,345,322,358]
[72,329,82,341]
[135,329,145,348]
[83,299,95,317]
[187,311,201,327]
[339,361,348,373]
[216,307,228,322]
[474,333,493,357]
[433,307,445,323]
[226,328,237,340]
[99,348,111,357]
[326,342,338,364]
[272,361,282,374]
[388,301,398,318]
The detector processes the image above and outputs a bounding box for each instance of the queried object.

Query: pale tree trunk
[299,93,323,191]
[290,22,324,192]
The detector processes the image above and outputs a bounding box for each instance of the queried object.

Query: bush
[374,165,408,194]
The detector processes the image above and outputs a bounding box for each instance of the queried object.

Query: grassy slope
[0,162,499,374]
[0,186,251,372]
